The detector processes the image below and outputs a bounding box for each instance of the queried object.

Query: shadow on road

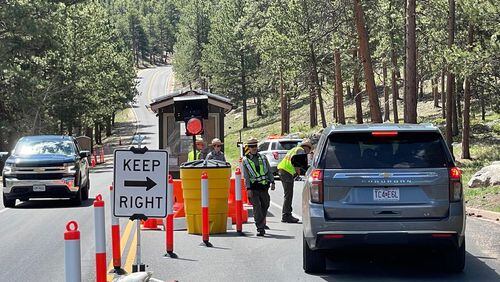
[13,198,94,209]
[308,247,499,281]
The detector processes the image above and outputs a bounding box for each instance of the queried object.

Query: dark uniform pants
[278,169,295,218]
[249,189,270,231]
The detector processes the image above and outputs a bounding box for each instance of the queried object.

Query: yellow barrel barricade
[180,160,231,234]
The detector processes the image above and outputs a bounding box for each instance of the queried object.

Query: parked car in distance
[1,135,91,207]
[302,124,465,273]
[258,137,303,175]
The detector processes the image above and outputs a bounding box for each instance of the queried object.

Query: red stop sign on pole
[186,118,203,135]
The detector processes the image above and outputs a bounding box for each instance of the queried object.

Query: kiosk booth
[150,89,233,178]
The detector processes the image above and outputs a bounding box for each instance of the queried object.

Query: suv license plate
[33,185,46,192]
[373,188,399,201]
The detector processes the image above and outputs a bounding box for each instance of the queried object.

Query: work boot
[281,215,299,223]
[257,229,265,236]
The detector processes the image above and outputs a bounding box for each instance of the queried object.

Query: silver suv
[302,124,465,273]
[258,138,302,175]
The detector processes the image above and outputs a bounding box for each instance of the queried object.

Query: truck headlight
[2,163,13,175]
[64,163,77,174]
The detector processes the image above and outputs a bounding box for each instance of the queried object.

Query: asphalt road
[0,66,499,282]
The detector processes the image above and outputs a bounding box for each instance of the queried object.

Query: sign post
[113,146,168,272]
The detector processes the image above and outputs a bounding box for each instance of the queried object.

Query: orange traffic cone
[141,218,164,230]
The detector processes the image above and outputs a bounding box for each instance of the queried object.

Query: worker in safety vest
[277,139,312,223]
[242,138,275,236]
[188,137,206,161]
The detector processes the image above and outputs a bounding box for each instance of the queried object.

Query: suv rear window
[323,132,450,169]
[276,141,300,150]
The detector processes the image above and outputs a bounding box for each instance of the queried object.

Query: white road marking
[270,200,302,221]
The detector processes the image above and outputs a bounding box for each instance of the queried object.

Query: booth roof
[150,89,233,113]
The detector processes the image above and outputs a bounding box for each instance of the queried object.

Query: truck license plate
[33,185,46,192]
[373,188,399,201]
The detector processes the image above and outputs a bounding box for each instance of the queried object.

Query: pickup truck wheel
[3,194,16,208]
[303,234,326,273]
[81,179,89,201]
[71,189,82,206]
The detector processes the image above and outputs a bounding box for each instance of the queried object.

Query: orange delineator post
[165,175,176,257]
[228,178,248,223]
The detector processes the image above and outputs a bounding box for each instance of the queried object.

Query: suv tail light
[449,167,462,202]
[309,169,323,203]
[272,152,279,160]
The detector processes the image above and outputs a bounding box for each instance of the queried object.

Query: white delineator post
[235,168,243,233]
[165,174,176,257]
[201,171,211,247]
[93,194,106,282]
[64,221,81,282]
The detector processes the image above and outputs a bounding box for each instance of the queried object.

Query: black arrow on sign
[124,177,157,191]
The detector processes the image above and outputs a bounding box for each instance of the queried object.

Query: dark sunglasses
[213,145,221,147]
[247,145,257,148]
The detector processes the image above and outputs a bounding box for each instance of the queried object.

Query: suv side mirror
[79,150,91,158]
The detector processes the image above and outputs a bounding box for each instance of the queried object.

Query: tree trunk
[112,112,116,127]
[480,95,485,121]
[461,24,474,159]
[353,49,363,124]
[347,85,352,101]
[335,49,346,124]
[106,117,112,137]
[310,46,326,128]
[353,0,383,123]
[445,0,455,151]
[241,52,248,129]
[456,78,463,129]
[94,122,100,145]
[405,0,417,123]
[452,78,459,136]
[309,66,318,128]
[441,70,446,118]
[256,97,263,116]
[280,69,289,135]
[403,1,408,119]
[242,98,248,129]
[383,60,390,121]
[391,48,399,123]
[433,77,439,107]
[86,127,94,150]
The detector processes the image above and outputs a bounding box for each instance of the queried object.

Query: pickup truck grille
[12,166,66,174]
[15,173,65,180]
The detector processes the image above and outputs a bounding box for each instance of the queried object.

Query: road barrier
[235,168,243,233]
[64,221,81,282]
[94,194,107,282]
[165,175,177,257]
[201,172,212,247]
[109,185,126,274]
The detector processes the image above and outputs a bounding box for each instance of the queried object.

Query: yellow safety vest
[243,154,269,185]
[188,150,201,161]
[277,146,303,175]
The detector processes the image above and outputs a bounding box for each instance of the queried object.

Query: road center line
[123,223,138,274]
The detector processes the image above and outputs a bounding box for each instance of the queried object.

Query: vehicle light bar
[323,234,344,239]
[371,131,398,137]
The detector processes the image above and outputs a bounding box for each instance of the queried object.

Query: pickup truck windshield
[323,132,450,169]
[14,140,75,156]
